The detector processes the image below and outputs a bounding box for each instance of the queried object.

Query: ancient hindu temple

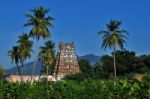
[52,42,80,79]
[5,42,80,82]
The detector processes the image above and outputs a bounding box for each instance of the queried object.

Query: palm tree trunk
[21,61,24,82]
[46,65,49,97]
[38,65,44,82]
[113,47,117,77]
[21,61,24,67]
[24,61,26,75]
[24,61,27,83]
[16,63,21,75]
[47,65,48,85]
[21,61,24,75]
[31,39,39,83]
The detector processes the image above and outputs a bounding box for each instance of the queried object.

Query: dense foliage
[65,50,150,82]
[0,79,149,99]
[94,50,150,77]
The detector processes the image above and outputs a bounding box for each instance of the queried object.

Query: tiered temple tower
[52,42,80,78]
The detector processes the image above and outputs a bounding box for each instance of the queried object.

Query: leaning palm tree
[38,41,55,83]
[17,33,33,75]
[8,46,21,75]
[98,20,129,77]
[24,6,54,82]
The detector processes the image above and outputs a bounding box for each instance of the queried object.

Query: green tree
[24,6,54,81]
[93,62,110,79]
[94,50,139,77]
[78,59,92,74]
[115,50,136,73]
[8,46,21,75]
[98,20,129,77]
[38,41,55,82]
[17,33,33,75]
[139,55,150,68]
[100,55,114,73]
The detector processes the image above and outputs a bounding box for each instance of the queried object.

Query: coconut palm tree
[98,20,129,77]
[38,41,55,82]
[24,6,54,82]
[8,46,21,75]
[17,33,33,75]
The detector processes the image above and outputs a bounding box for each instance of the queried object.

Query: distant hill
[78,54,101,64]
[4,54,101,75]
[4,58,44,76]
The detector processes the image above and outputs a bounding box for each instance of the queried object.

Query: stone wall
[5,75,56,83]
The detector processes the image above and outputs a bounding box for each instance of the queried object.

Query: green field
[0,76,150,99]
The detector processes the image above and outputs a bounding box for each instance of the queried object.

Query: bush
[0,79,149,99]
[64,73,92,83]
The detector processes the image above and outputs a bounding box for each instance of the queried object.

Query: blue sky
[0,0,150,69]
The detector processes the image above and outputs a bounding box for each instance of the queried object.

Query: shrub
[0,79,149,99]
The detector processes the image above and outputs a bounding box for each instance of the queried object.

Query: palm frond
[24,6,54,40]
[98,19,129,50]
[98,31,109,35]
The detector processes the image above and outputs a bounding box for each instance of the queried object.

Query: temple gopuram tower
[52,42,80,79]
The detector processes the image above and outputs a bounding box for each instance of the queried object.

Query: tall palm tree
[38,41,55,83]
[8,46,21,75]
[24,6,54,82]
[98,20,129,77]
[17,33,33,75]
